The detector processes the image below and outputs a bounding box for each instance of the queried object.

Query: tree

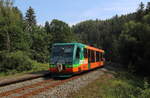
[146,2,150,14]
[50,19,75,43]
[0,0,26,52]
[136,2,145,21]
[0,0,33,73]
[119,18,150,73]
[25,6,36,32]
[30,26,51,62]
[44,21,51,34]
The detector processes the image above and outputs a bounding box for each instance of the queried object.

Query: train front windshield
[50,45,74,64]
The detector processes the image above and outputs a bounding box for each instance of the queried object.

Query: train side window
[101,53,104,61]
[91,50,95,62]
[99,53,102,61]
[88,49,91,62]
[76,47,80,59]
[84,48,88,58]
[96,51,100,62]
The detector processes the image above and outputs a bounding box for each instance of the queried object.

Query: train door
[75,46,83,72]
[87,49,91,69]
[74,46,81,64]
[84,48,88,70]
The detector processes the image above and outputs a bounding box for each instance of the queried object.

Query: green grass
[0,62,49,79]
[31,61,49,72]
[69,71,150,98]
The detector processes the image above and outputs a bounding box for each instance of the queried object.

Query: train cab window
[76,47,80,59]
[96,51,100,62]
[84,48,88,58]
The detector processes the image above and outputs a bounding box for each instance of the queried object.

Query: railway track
[0,71,50,87]
[0,68,109,98]
[0,74,83,98]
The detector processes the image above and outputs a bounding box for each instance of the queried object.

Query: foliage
[72,2,150,75]
[25,6,36,32]
[0,0,26,52]
[49,19,76,43]
[0,51,34,73]
[70,71,150,98]
[72,15,135,62]
[44,21,51,33]
[30,26,51,63]
[0,0,78,73]
[119,13,150,73]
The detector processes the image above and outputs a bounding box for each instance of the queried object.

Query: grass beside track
[0,63,49,79]
[70,69,150,98]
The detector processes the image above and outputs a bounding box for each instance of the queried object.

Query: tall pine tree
[25,6,36,32]
[44,21,51,33]
[146,2,150,14]
[136,2,145,21]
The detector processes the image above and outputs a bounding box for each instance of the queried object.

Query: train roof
[53,43,104,53]
[53,43,86,46]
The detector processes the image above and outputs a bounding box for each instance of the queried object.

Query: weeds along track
[0,75,81,98]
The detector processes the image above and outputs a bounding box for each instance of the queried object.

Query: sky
[14,0,149,26]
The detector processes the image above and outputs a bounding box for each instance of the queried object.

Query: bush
[103,72,150,98]
[0,51,34,73]
[30,50,48,63]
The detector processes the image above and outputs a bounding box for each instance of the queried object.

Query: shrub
[0,51,34,73]
[30,50,48,63]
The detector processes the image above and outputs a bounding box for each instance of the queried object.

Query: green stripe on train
[49,63,82,68]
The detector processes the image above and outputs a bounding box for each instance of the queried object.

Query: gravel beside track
[33,68,107,98]
[0,68,108,98]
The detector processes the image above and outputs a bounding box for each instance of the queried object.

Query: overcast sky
[14,0,149,25]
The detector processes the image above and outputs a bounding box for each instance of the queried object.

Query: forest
[0,0,150,77]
